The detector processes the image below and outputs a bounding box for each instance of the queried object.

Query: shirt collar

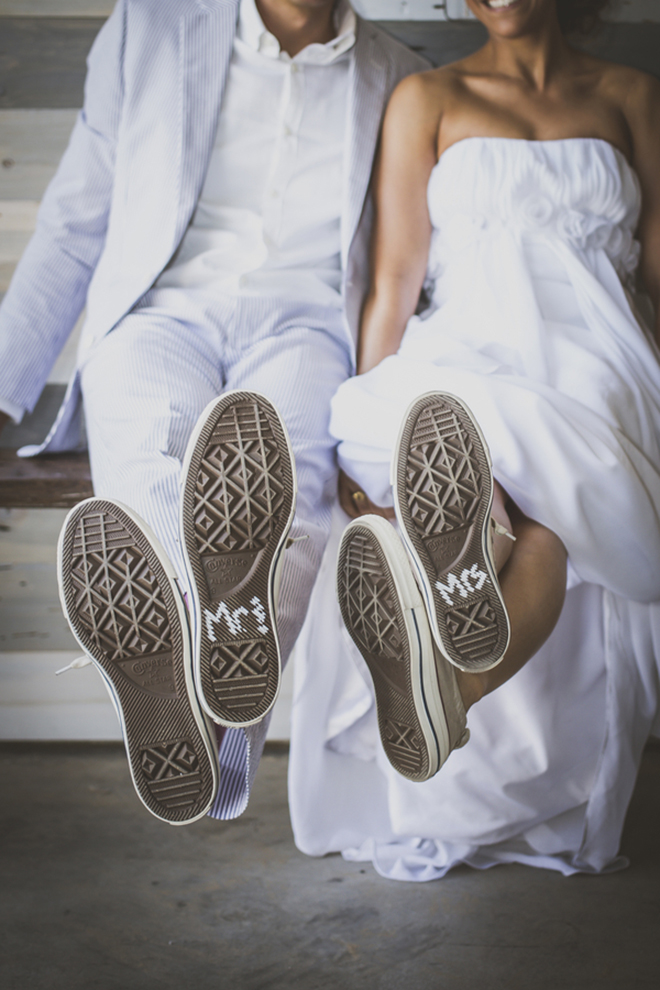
[237,0,356,63]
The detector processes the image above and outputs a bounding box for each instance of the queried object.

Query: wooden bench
[0,449,93,509]
[0,384,93,509]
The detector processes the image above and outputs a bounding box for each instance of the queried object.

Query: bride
[288,0,660,882]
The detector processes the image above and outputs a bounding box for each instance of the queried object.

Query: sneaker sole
[57,499,218,825]
[392,392,510,673]
[337,516,447,782]
[180,391,296,727]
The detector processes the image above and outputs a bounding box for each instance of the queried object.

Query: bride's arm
[626,72,660,345]
[357,74,442,375]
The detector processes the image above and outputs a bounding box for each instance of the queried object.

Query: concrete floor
[1,743,659,990]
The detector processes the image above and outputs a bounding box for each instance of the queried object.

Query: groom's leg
[80,312,225,581]
[205,312,351,819]
[226,317,351,665]
[68,310,231,821]
[80,303,350,822]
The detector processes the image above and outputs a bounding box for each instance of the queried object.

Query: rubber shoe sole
[180,390,296,727]
[392,392,510,673]
[337,515,455,782]
[57,498,219,825]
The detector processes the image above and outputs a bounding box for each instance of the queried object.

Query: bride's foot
[391,391,510,673]
[337,514,469,782]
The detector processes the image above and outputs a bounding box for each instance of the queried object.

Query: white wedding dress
[288,137,660,881]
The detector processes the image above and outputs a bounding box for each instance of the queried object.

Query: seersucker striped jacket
[0,0,429,451]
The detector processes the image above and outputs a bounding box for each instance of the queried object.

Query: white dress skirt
[288,137,660,881]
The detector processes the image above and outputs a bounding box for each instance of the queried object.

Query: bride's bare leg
[339,471,567,710]
[457,497,567,710]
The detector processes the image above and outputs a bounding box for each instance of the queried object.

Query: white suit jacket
[0,0,428,453]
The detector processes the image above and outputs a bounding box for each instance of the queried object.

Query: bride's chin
[467,0,553,34]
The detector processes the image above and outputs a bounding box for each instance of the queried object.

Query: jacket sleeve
[0,0,126,414]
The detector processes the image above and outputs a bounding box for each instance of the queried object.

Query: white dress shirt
[155,0,356,306]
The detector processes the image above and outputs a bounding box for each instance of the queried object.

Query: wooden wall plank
[0,1,112,13]
[1,0,659,20]
[0,508,78,651]
[2,14,659,113]
[0,18,104,109]
[0,109,78,199]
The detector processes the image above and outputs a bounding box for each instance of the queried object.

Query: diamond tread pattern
[182,393,294,725]
[337,526,432,782]
[397,395,509,672]
[59,502,215,822]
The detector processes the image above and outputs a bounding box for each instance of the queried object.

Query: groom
[0,0,427,821]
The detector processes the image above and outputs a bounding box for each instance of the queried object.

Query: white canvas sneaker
[57,498,219,825]
[392,391,510,673]
[180,391,296,728]
[337,514,469,783]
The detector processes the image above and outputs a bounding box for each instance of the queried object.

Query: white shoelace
[55,655,94,676]
[492,518,517,541]
[285,534,309,550]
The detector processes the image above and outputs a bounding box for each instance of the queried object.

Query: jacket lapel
[341,17,390,271]
[174,0,239,251]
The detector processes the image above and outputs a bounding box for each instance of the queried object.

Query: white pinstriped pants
[80,288,352,819]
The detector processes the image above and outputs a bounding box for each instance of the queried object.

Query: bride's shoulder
[573,50,660,109]
[591,57,660,147]
[389,63,470,116]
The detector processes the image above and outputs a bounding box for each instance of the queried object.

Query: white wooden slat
[0,651,122,741]
[0,509,78,653]
[354,0,474,19]
[0,650,293,740]
[1,704,122,741]
[0,230,32,262]
[0,200,39,231]
[0,508,293,740]
[0,109,78,200]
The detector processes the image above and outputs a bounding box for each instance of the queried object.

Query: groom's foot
[57,499,219,824]
[180,391,296,727]
[337,515,468,782]
[392,392,510,673]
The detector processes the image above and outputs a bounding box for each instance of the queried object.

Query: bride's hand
[338,469,395,520]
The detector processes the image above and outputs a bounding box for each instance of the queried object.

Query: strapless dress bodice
[427,137,641,280]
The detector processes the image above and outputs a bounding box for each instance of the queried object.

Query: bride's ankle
[490,481,515,573]
[456,669,486,711]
